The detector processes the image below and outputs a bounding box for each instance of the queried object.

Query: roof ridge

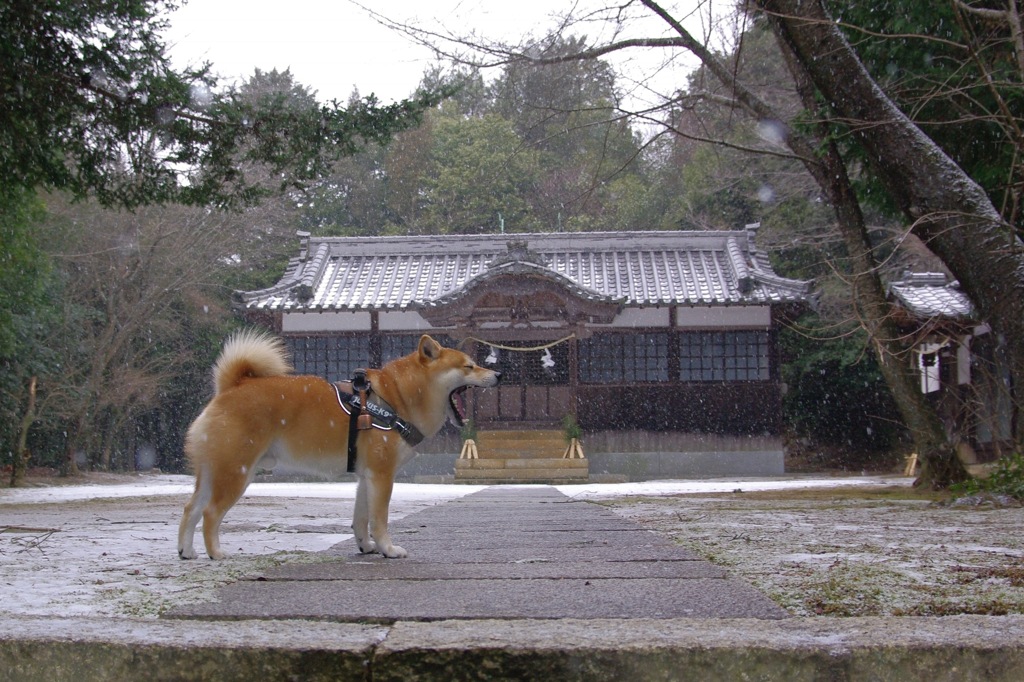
[239,230,815,311]
[888,271,974,320]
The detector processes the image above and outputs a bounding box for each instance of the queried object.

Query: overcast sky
[164,1,572,103]
[163,1,713,108]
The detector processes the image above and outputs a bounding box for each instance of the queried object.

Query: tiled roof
[239,227,814,312]
[888,272,974,319]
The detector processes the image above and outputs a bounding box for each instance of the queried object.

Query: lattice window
[381,334,455,363]
[381,335,420,363]
[579,332,670,384]
[678,330,769,382]
[286,335,370,382]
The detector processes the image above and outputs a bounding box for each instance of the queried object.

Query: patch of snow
[0,477,485,618]
[5,474,1017,620]
[554,475,912,498]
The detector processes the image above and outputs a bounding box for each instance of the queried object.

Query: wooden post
[904,453,919,477]
[562,437,585,459]
[459,439,479,460]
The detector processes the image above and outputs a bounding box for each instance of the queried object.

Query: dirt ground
[2,474,1022,619]
[600,487,1024,617]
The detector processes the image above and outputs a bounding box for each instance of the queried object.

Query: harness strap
[346,402,359,473]
[353,370,372,431]
[333,371,426,473]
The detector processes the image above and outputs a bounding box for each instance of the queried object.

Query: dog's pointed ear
[418,334,441,361]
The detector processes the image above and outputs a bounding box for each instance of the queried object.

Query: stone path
[168,486,787,621]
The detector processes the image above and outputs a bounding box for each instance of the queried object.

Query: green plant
[460,418,477,442]
[952,453,1024,501]
[562,413,582,442]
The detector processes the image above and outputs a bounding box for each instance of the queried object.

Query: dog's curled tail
[212,330,293,395]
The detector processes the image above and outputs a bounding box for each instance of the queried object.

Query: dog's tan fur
[177,331,500,560]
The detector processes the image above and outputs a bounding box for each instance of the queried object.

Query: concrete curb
[2,614,1023,681]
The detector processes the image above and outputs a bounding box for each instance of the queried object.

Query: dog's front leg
[352,475,377,555]
[366,473,406,558]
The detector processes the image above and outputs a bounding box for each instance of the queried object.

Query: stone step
[456,458,588,470]
[473,430,568,459]
[459,430,587,482]
[454,467,589,482]
[470,444,577,460]
[452,478,590,485]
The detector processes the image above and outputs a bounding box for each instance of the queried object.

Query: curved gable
[419,260,623,326]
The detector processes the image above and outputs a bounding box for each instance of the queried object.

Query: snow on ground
[598,483,1024,617]
[555,476,911,499]
[0,473,904,505]
[0,473,898,618]
[5,473,1020,619]
[0,475,486,618]
[0,475,485,504]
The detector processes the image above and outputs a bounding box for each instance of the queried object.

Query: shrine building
[237,225,813,480]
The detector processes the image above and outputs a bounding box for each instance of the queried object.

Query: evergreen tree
[0,0,446,210]
[834,0,1023,235]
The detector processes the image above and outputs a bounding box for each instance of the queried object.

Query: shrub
[953,453,1024,501]
[460,418,477,442]
[562,413,582,442]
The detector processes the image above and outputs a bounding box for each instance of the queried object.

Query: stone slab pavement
[167,486,788,622]
[6,484,1024,681]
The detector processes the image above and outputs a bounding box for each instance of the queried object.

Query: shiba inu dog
[177,331,500,560]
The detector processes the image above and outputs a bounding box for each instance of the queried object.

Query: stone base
[587,450,784,480]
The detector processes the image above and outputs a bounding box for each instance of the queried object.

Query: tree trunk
[811,140,964,486]
[758,0,1024,456]
[63,414,84,477]
[11,376,37,487]
[767,21,967,485]
[640,0,966,485]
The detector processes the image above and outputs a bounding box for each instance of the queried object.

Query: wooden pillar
[569,329,580,422]
[668,306,680,382]
[369,311,382,367]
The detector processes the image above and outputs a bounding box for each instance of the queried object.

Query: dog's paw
[380,544,407,559]
[207,550,226,560]
[357,539,378,554]
[178,546,197,560]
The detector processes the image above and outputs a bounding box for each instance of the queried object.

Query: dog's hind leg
[178,467,210,560]
[201,466,252,560]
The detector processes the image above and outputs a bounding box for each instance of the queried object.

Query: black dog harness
[333,370,424,473]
